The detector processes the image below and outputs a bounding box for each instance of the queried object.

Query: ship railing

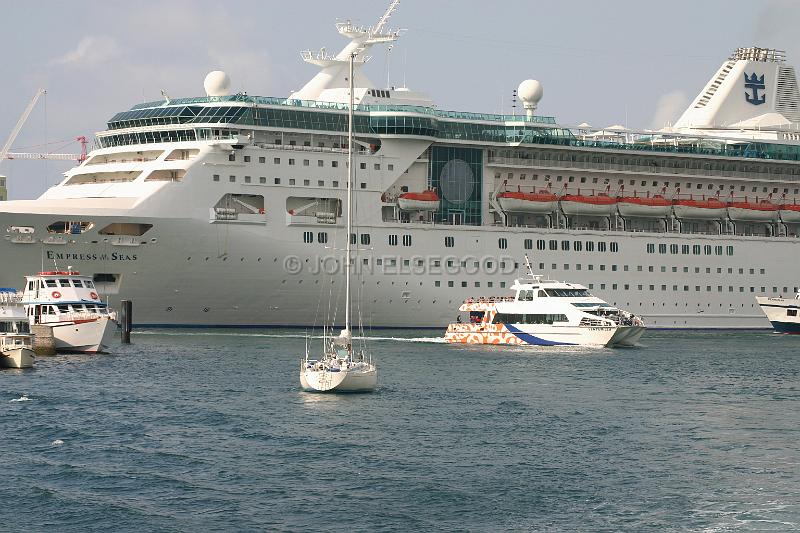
[0,292,23,304]
[258,142,354,155]
[463,296,514,304]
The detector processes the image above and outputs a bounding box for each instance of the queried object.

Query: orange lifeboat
[779,202,800,223]
[397,189,440,211]
[616,194,672,218]
[727,199,779,222]
[672,197,727,219]
[559,192,617,216]
[497,190,558,213]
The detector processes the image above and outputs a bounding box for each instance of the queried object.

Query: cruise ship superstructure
[2,3,800,329]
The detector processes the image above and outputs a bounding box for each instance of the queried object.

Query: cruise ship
[1,2,800,329]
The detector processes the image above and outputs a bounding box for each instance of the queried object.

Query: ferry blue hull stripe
[504,324,574,346]
[770,321,800,334]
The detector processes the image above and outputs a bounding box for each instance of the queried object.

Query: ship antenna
[374,0,401,34]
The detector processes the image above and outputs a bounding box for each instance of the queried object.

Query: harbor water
[1,330,798,532]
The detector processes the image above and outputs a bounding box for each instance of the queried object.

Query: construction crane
[0,89,86,166]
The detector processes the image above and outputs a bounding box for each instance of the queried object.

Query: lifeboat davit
[397,189,440,211]
[559,193,617,216]
[497,190,558,213]
[616,194,672,218]
[672,197,727,219]
[778,203,800,223]
[727,200,779,222]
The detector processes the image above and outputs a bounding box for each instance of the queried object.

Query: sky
[1,0,798,200]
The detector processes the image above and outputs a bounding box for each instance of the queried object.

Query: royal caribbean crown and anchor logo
[744,72,766,105]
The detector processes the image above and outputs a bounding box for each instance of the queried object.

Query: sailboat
[300,53,377,393]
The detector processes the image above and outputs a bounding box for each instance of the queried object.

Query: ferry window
[289,159,295,166]
[58,305,69,313]
[612,265,617,272]
[448,281,454,287]
[749,268,755,275]
[73,280,84,288]
[646,244,655,254]
[289,179,296,185]
[303,231,313,244]
[402,235,412,246]
[304,160,310,166]
[610,242,618,253]
[374,164,380,170]
[228,154,235,162]
[318,232,328,244]
[704,245,712,255]
[333,181,339,188]
[681,245,690,254]
[586,241,594,252]
[213,174,220,182]
[789,310,798,317]
[598,242,607,252]
[350,234,357,245]
[361,234,371,245]
[229,175,235,182]
[387,165,393,171]
[499,238,508,249]
[244,156,251,162]
[574,241,582,252]
[274,158,281,164]
[245,176,251,183]
[580,177,586,183]
[462,282,468,287]
[726,246,734,256]
[389,235,398,246]
[715,246,723,255]
[58,279,72,287]
[259,157,266,164]
[332,161,338,168]
[760,268,765,275]
[318,160,324,167]
[670,244,678,254]
[537,240,546,251]
[272,178,280,185]
[549,240,557,251]
[600,265,606,271]
[303,180,310,186]
[672,267,678,273]
[588,265,594,271]
[27,281,34,291]
[86,281,95,289]
[435,281,441,287]
[693,245,701,255]
[523,239,532,250]
[318,180,324,187]
[561,240,570,251]
[361,183,366,189]
[445,237,455,248]
[360,163,367,170]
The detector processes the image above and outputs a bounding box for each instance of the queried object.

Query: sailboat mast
[345,53,354,336]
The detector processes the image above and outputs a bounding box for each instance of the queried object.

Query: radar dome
[204,71,231,97]
[517,79,543,105]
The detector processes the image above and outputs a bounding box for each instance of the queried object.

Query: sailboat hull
[300,366,377,392]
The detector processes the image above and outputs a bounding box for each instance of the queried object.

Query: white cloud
[649,90,689,130]
[52,35,121,67]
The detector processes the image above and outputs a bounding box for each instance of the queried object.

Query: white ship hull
[755,296,800,334]
[300,365,377,392]
[0,347,35,369]
[47,316,116,353]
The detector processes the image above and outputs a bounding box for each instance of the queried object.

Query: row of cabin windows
[494,172,800,195]
[521,239,619,252]
[493,313,569,325]
[28,278,95,290]
[647,243,734,256]
[388,234,413,246]
[213,174,365,189]
[435,281,507,289]
[581,283,797,294]
[303,232,371,245]
[36,304,106,315]
[233,154,394,172]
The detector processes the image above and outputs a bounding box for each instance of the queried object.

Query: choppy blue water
[1,330,798,532]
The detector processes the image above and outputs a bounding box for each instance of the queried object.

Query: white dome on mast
[204,71,231,97]
[518,79,543,117]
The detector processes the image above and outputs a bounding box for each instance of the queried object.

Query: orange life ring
[52,291,62,299]
[90,292,98,299]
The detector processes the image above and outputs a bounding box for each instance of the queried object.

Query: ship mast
[344,53,355,346]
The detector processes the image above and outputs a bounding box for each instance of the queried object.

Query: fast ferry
[444,259,645,347]
[755,291,800,333]
[1,2,800,329]
[20,270,117,353]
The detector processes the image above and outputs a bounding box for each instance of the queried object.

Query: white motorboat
[444,257,646,347]
[0,289,35,369]
[300,54,377,393]
[755,291,800,334]
[21,270,117,353]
